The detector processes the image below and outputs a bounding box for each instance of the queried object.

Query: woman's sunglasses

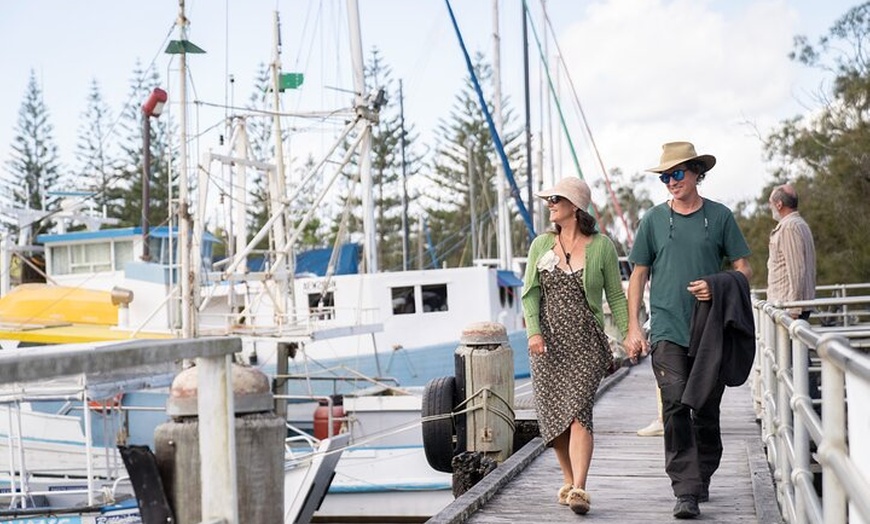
[546,195,563,205]
[659,169,687,184]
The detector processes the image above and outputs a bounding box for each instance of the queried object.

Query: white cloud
[554,0,804,207]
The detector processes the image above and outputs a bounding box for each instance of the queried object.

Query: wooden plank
[455,358,780,523]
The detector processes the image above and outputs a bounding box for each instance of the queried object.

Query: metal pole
[492,0,510,268]
[270,11,290,317]
[467,139,478,261]
[347,0,377,273]
[522,2,533,239]
[399,80,410,271]
[142,115,152,262]
[177,0,194,338]
[821,351,847,524]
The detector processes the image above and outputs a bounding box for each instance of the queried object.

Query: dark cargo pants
[651,340,725,497]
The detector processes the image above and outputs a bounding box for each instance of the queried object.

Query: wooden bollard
[454,321,515,462]
[154,364,284,524]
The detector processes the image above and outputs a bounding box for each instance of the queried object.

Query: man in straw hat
[624,142,753,519]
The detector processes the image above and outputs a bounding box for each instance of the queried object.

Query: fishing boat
[0,2,534,522]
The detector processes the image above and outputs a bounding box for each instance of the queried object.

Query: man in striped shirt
[767,184,816,319]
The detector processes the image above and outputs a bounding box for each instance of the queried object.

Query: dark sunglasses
[659,169,687,184]
[545,195,563,205]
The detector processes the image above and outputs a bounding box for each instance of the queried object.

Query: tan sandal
[557,483,573,505]
[567,487,591,515]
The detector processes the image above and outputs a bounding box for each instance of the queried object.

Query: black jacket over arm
[682,270,755,409]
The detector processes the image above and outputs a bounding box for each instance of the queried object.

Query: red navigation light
[142,87,168,117]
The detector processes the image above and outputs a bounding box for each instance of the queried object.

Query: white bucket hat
[535,177,591,210]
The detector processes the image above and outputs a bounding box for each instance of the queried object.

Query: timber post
[451,321,515,495]
[154,363,284,524]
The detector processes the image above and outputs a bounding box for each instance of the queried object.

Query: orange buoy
[313,396,345,440]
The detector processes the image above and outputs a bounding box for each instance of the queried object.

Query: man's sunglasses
[546,195,563,205]
[659,169,687,184]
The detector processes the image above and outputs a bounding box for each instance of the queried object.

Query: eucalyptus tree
[758,1,870,286]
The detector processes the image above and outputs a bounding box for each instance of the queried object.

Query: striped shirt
[767,211,816,315]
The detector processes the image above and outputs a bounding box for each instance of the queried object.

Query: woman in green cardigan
[521,177,629,515]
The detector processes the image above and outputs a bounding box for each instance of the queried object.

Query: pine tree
[423,53,522,268]
[366,48,423,271]
[3,70,64,238]
[333,47,424,271]
[110,60,175,228]
[74,78,118,215]
[245,62,276,248]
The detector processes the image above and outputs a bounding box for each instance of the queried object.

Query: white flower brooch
[536,249,558,272]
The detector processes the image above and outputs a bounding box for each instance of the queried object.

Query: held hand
[688,279,712,301]
[624,326,648,363]
[528,334,546,356]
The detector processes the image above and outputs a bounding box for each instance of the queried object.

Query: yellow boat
[0,283,172,345]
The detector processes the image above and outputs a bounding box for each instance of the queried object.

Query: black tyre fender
[421,376,458,473]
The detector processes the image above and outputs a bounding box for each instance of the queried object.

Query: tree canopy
[736,2,870,289]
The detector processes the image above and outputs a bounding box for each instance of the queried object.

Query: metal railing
[753,294,870,524]
[0,337,242,524]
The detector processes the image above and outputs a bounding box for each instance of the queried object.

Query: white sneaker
[637,418,664,437]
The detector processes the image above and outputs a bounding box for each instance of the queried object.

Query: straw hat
[647,141,716,174]
[536,177,591,210]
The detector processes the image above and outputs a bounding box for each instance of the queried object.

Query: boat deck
[429,357,782,523]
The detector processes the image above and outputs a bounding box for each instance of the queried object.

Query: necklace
[558,233,578,264]
[668,198,708,240]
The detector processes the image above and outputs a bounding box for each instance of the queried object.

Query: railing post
[761,311,778,471]
[790,322,811,524]
[198,354,239,524]
[820,343,847,524]
[775,320,793,513]
[751,303,764,418]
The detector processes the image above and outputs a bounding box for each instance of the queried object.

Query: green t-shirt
[628,198,751,347]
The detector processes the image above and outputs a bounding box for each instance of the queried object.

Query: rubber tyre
[422,376,457,473]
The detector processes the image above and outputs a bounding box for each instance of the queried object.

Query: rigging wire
[443,0,536,242]
[530,0,634,246]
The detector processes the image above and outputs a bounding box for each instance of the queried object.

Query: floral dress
[530,250,612,444]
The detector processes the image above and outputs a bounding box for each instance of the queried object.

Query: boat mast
[522,4,533,231]
[399,80,410,271]
[492,0,512,268]
[269,11,291,314]
[176,0,195,338]
[347,0,377,274]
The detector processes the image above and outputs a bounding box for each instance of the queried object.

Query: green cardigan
[521,232,629,340]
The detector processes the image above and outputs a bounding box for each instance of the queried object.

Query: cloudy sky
[0,0,858,221]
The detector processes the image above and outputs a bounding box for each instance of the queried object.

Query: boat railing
[196,304,382,337]
[0,337,242,522]
[753,293,870,524]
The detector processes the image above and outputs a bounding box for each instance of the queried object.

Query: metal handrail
[753,296,870,523]
[0,338,241,522]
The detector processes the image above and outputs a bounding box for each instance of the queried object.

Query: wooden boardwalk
[429,358,782,523]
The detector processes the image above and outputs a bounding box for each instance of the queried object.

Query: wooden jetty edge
[429,359,783,523]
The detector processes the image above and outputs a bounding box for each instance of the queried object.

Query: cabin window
[114,241,134,270]
[69,243,112,274]
[307,292,334,320]
[49,246,70,275]
[421,284,448,312]
[391,286,416,315]
[499,286,515,308]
